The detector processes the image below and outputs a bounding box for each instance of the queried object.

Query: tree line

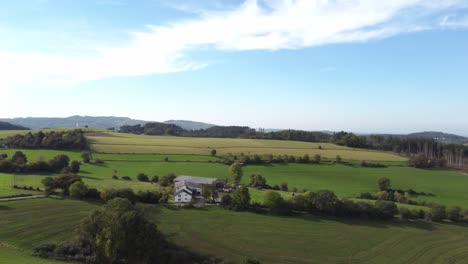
[331,132,468,167]
[0,121,29,130]
[3,130,89,150]
[0,151,80,174]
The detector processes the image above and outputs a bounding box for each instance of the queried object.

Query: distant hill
[0,116,147,130]
[0,121,29,130]
[163,120,216,130]
[408,131,468,144]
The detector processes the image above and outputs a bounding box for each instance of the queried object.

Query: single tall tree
[229,161,243,184]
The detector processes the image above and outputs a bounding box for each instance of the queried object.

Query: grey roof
[175,188,193,196]
[174,176,222,185]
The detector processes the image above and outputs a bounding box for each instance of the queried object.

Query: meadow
[0,198,96,264]
[87,132,406,161]
[2,148,468,207]
[3,198,468,264]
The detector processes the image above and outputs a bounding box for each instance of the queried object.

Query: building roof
[174,175,222,185]
[175,187,193,196]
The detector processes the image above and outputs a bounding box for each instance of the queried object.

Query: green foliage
[429,205,447,222]
[377,177,391,191]
[11,151,27,165]
[80,151,91,163]
[232,186,250,210]
[229,162,243,184]
[374,200,398,220]
[70,160,81,174]
[137,173,149,182]
[159,173,177,187]
[69,181,88,199]
[249,174,267,188]
[447,207,462,222]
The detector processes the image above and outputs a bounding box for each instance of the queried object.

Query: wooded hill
[0,121,29,130]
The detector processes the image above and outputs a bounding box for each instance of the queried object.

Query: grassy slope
[0,198,96,264]
[154,206,468,264]
[2,199,468,264]
[88,133,406,161]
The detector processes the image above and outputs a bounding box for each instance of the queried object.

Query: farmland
[2,199,468,264]
[87,132,406,161]
[2,131,468,263]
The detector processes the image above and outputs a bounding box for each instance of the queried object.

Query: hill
[163,120,216,130]
[0,116,147,130]
[0,121,29,131]
[408,131,468,144]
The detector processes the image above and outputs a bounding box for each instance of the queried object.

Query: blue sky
[1,0,468,135]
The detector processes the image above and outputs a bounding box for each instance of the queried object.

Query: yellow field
[88,133,407,161]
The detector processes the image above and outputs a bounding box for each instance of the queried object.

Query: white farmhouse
[174,175,224,203]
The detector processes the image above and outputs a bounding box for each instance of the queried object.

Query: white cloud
[0,0,467,88]
[440,14,468,27]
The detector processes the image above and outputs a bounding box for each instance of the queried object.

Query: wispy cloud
[1,0,467,88]
[440,14,468,27]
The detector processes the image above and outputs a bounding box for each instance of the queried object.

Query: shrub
[280,182,288,192]
[112,175,119,180]
[374,200,398,220]
[447,207,462,222]
[70,161,81,174]
[336,155,342,163]
[221,194,233,208]
[121,176,131,180]
[151,175,159,182]
[69,181,88,199]
[429,205,446,222]
[138,190,161,204]
[33,243,56,258]
[377,177,391,191]
[137,173,149,182]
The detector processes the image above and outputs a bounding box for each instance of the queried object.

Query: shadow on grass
[0,204,13,210]
[80,175,104,181]
[294,213,438,231]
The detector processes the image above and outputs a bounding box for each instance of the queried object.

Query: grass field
[2,198,468,264]
[2,148,468,207]
[153,206,468,264]
[0,198,97,264]
[88,133,406,161]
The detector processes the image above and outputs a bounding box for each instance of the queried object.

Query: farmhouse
[174,175,224,203]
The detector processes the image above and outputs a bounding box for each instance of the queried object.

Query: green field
[0,198,96,264]
[2,148,468,207]
[88,133,406,161]
[2,198,468,264]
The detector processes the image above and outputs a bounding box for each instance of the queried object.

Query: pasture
[2,199,468,264]
[154,206,468,264]
[1,148,468,207]
[87,133,406,161]
[0,198,96,263]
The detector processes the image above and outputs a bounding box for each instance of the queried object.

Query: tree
[430,205,446,222]
[314,154,321,163]
[377,177,391,191]
[137,173,149,182]
[312,190,338,214]
[69,181,88,199]
[211,149,217,156]
[280,182,288,192]
[151,175,159,183]
[336,155,342,163]
[202,184,218,202]
[41,177,55,195]
[374,200,398,220]
[11,151,27,165]
[249,174,266,188]
[77,198,166,263]
[448,207,462,222]
[70,161,81,174]
[49,154,70,173]
[229,162,243,184]
[232,186,250,210]
[263,191,285,214]
[80,151,91,163]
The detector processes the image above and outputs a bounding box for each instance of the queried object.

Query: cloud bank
[1,0,467,87]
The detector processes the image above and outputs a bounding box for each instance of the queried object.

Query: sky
[1,0,468,135]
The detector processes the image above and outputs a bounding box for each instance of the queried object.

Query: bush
[100,188,137,203]
[151,175,159,182]
[221,194,233,208]
[447,207,462,222]
[374,200,398,220]
[159,173,177,187]
[138,190,161,204]
[70,161,81,174]
[33,243,56,258]
[280,182,288,192]
[429,205,446,222]
[69,181,88,199]
[121,176,131,180]
[112,175,119,180]
[137,173,149,182]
